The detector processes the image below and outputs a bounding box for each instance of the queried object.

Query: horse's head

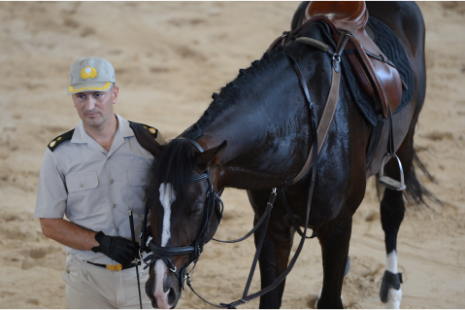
[145,138,227,309]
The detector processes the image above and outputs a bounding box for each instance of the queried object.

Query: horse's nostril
[167,287,177,305]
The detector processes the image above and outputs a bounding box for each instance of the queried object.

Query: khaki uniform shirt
[35,114,156,265]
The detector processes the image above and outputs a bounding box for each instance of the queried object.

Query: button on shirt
[35,114,154,265]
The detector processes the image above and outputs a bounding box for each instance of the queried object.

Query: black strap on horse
[278,188,315,239]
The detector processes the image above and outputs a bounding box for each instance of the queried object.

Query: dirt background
[0,1,464,309]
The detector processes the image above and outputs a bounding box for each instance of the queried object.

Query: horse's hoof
[313,289,322,309]
[380,270,403,309]
[313,289,343,309]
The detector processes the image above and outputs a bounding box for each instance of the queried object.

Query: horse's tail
[376,148,442,208]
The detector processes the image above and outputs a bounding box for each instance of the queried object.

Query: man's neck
[83,114,118,152]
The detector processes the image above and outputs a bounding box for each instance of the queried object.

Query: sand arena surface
[0,2,464,308]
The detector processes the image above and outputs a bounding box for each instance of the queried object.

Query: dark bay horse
[141,2,427,308]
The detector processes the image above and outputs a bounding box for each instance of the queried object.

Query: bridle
[142,137,225,289]
[141,29,351,308]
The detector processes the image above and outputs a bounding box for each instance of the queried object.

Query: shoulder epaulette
[47,129,75,152]
[129,121,166,145]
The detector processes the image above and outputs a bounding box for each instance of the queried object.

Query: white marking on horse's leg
[386,251,398,274]
[385,250,402,309]
[159,183,176,247]
[386,288,402,309]
[154,259,171,309]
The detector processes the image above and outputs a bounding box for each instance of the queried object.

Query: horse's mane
[183,22,328,141]
[183,47,289,140]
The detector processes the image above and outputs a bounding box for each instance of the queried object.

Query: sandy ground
[0,1,464,309]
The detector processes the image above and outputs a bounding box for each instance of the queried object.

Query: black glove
[91,231,140,265]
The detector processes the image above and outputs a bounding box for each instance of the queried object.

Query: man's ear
[112,86,119,105]
[130,122,164,158]
[197,140,227,171]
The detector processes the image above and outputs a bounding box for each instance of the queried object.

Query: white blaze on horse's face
[154,183,177,309]
[159,183,176,247]
[154,259,171,308]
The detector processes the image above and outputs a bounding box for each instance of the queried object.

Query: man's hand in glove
[91,231,140,265]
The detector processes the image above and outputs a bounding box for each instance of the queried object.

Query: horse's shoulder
[47,129,75,152]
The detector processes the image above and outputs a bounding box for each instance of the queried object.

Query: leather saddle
[269,1,402,119]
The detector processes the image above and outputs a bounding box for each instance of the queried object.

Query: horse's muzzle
[146,260,182,309]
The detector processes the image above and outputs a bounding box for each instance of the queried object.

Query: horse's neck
[197,94,312,190]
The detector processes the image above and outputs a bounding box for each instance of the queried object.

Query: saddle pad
[342,17,415,126]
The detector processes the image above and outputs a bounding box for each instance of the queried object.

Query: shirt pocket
[126,170,149,213]
[66,172,102,217]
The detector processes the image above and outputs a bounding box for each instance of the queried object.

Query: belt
[87,261,141,271]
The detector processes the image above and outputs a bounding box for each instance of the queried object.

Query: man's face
[72,86,119,128]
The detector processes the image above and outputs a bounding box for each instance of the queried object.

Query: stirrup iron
[379,153,406,191]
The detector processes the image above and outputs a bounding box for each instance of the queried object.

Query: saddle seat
[306,1,368,34]
[304,1,403,119]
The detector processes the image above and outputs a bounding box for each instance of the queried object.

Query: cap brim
[67,82,112,95]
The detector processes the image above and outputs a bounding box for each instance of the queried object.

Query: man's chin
[83,116,104,127]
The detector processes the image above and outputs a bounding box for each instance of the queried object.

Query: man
[35,57,164,308]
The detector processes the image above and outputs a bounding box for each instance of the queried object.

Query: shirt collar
[71,113,134,144]
[71,120,87,144]
[116,114,135,138]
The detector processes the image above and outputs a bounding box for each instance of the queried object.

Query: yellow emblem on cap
[49,141,56,148]
[80,66,98,79]
[148,128,156,134]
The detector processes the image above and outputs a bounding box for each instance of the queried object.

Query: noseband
[143,137,224,289]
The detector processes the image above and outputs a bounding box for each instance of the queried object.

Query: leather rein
[142,31,351,308]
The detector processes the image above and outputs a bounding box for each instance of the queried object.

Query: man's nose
[84,97,96,110]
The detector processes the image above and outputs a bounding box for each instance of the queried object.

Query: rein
[143,31,351,308]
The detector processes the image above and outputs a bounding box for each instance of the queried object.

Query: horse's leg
[248,190,294,309]
[316,209,353,309]
[379,133,415,308]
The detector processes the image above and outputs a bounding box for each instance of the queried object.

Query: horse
[139,2,428,308]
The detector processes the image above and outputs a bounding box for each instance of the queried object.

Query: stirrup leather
[379,153,406,191]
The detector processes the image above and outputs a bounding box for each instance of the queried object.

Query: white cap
[68,57,116,94]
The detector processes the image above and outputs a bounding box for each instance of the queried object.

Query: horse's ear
[197,140,227,171]
[130,122,164,157]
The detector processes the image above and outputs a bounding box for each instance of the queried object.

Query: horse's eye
[192,203,203,215]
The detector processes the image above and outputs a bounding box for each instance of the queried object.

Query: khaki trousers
[63,254,153,309]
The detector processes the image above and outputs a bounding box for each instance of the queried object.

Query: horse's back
[366,2,425,59]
